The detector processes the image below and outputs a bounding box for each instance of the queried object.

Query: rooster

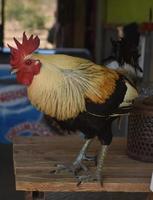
[8,33,138,185]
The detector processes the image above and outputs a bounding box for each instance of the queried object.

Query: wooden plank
[13,136,153,192]
[17,180,149,192]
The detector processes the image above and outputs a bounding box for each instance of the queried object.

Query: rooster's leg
[96,145,108,184]
[50,139,94,175]
[76,145,108,186]
[73,138,94,170]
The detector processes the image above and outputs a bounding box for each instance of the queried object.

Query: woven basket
[127,96,153,162]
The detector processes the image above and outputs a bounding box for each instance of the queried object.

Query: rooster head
[8,32,41,86]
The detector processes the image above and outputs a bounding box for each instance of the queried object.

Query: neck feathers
[27,57,119,120]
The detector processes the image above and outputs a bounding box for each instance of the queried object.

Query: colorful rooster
[8,33,138,185]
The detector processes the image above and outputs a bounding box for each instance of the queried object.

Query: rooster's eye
[25,59,32,65]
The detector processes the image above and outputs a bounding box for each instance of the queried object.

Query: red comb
[8,32,40,67]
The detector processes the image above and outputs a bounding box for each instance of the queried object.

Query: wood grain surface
[13,135,153,192]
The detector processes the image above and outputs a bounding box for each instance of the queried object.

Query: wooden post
[25,191,45,200]
[147,193,153,200]
[32,192,45,200]
[25,192,33,200]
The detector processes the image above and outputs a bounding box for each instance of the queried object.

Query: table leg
[25,191,45,200]
[147,193,153,200]
[25,192,33,200]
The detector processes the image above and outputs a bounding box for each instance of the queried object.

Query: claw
[50,162,89,176]
[76,174,98,186]
[75,171,104,187]
[50,164,73,174]
[77,180,82,187]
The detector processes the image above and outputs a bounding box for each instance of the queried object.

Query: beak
[11,68,19,74]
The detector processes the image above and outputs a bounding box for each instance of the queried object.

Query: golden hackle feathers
[27,54,119,120]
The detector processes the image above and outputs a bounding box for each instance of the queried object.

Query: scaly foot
[50,161,89,175]
[50,139,95,175]
[76,145,108,186]
[76,172,103,186]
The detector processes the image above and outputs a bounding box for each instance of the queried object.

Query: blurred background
[0,0,153,64]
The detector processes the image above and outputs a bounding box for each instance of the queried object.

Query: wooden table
[13,135,153,200]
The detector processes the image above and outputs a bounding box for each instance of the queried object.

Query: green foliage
[5,1,25,21]
[5,0,47,30]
